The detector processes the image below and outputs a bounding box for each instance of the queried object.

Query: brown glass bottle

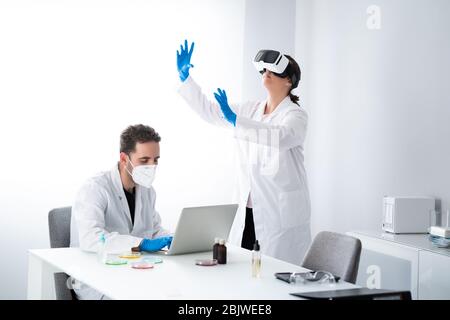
[217,239,227,264]
[213,237,220,260]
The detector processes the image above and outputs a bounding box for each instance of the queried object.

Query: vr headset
[253,50,300,89]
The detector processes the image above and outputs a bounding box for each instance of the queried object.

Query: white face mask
[126,156,157,188]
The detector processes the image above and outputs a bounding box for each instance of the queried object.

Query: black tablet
[290,288,411,300]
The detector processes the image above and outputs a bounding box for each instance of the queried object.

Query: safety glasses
[289,271,338,284]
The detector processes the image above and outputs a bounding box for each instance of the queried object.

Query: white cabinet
[347,231,450,300]
[418,250,450,299]
[347,232,419,299]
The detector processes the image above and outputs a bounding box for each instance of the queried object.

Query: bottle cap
[214,237,220,244]
[219,239,226,245]
[253,240,260,251]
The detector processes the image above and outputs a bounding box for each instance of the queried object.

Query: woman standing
[176,40,311,265]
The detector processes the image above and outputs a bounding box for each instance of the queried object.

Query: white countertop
[350,230,450,257]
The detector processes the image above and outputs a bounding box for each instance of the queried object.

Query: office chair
[302,231,362,284]
[48,206,77,300]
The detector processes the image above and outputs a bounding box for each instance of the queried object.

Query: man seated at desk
[70,124,172,299]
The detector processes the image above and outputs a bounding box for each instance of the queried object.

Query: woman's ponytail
[284,54,301,107]
[289,92,300,106]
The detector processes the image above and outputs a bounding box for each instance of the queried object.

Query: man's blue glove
[214,88,237,126]
[139,236,173,252]
[177,40,195,82]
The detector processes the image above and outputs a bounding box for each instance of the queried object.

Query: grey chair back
[48,207,76,300]
[302,231,362,284]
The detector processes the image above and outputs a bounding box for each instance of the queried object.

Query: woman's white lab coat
[177,77,311,265]
[70,163,169,254]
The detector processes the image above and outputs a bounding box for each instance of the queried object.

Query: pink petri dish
[131,262,154,269]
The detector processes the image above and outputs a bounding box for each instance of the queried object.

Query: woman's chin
[262,80,272,90]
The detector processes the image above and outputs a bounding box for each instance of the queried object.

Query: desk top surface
[29,245,357,300]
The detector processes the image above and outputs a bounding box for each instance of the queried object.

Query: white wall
[296,0,450,236]
[242,0,297,102]
[0,0,245,299]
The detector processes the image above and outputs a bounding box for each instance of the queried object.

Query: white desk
[28,245,357,300]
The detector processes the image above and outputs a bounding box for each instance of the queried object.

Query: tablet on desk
[290,288,412,300]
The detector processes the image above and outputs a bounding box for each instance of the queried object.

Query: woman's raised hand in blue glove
[214,88,237,126]
[139,236,173,252]
[177,40,195,82]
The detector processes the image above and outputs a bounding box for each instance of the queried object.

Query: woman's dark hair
[284,55,301,106]
[120,124,161,154]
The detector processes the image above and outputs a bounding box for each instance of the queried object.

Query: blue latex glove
[176,40,195,82]
[214,88,237,126]
[139,236,173,252]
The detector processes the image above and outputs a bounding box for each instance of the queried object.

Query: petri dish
[131,262,154,269]
[105,258,128,266]
[143,257,163,264]
[119,252,142,259]
[195,259,218,266]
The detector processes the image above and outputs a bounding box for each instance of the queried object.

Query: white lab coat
[70,163,170,299]
[71,163,170,253]
[177,77,311,265]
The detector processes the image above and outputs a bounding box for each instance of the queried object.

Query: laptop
[159,204,238,255]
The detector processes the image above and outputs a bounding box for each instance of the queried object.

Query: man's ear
[119,152,128,166]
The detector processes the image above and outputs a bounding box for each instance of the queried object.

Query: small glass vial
[97,233,107,264]
[252,240,261,278]
[213,237,220,260]
[429,209,440,231]
[217,239,227,264]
